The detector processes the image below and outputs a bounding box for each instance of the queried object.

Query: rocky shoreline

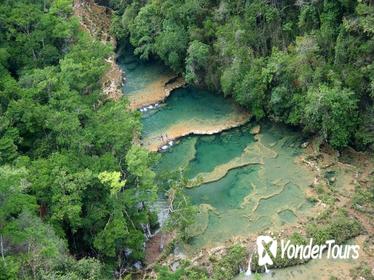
[142,112,250,152]
[129,76,186,110]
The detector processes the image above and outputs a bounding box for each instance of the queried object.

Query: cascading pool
[158,123,315,251]
[141,86,248,150]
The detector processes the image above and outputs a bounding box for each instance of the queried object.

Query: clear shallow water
[118,48,315,258]
[186,165,258,210]
[185,126,254,178]
[157,123,315,250]
[141,86,246,146]
[117,46,172,95]
[156,125,254,177]
[155,137,198,175]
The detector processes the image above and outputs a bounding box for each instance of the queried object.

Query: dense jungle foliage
[109,0,374,149]
[0,0,196,278]
[1,0,374,279]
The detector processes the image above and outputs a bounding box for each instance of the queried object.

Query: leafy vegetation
[111,0,374,149]
[249,210,362,274]
[1,0,373,279]
[155,245,247,280]
[350,263,374,280]
[306,209,362,245]
[162,175,198,242]
[211,245,246,280]
[155,261,209,280]
[0,0,159,278]
[352,178,374,213]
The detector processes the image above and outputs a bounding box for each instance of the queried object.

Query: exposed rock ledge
[74,0,123,101]
[129,76,187,110]
[187,140,278,187]
[143,112,250,152]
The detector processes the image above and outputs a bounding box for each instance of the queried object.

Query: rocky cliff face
[73,0,123,101]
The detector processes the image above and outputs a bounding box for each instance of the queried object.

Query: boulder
[301,142,309,148]
[250,125,261,135]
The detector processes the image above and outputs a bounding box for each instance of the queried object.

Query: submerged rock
[250,125,261,135]
[301,142,309,148]
[129,76,186,110]
[324,170,337,185]
[171,261,180,272]
[133,261,142,270]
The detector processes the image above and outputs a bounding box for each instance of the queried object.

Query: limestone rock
[301,142,309,148]
[250,125,261,135]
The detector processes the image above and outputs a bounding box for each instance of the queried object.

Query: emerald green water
[118,50,315,252]
[155,137,197,174]
[156,125,254,178]
[184,124,313,250]
[186,166,258,210]
[117,46,172,95]
[155,122,314,250]
[185,126,254,178]
[141,86,246,146]
[278,209,297,224]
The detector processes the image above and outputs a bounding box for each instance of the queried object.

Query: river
[118,46,359,278]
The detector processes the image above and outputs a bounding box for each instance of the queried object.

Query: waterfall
[160,233,164,251]
[152,199,169,229]
[245,253,253,276]
[149,199,170,251]
[264,264,270,274]
[145,223,152,238]
[245,249,271,277]
[141,223,152,239]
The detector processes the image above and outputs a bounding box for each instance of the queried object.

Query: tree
[155,21,188,71]
[0,166,67,278]
[50,169,94,233]
[114,0,374,150]
[163,177,197,241]
[0,124,19,165]
[234,57,269,119]
[0,0,154,277]
[305,84,358,148]
[125,146,157,198]
[94,209,128,258]
[185,40,210,84]
[130,2,162,59]
[0,166,36,228]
